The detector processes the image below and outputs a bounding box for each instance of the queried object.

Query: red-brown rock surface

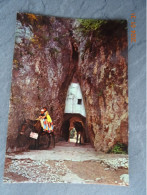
[6,14,128,152]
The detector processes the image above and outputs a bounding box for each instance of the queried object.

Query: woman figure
[42,107,54,133]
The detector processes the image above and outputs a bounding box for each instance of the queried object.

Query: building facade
[64,83,86,117]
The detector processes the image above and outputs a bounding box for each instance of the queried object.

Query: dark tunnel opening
[60,113,90,144]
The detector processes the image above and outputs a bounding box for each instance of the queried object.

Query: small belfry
[64,82,86,117]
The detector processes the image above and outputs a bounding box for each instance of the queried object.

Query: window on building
[77,99,82,105]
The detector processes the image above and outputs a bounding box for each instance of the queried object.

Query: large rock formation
[6,13,128,152]
[76,20,128,151]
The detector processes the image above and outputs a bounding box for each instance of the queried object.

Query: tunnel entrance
[60,82,90,145]
[60,113,89,144]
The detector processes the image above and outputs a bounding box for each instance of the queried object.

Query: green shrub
[77,19,127,38]
[108,142,128,154]
[77,19,108,34]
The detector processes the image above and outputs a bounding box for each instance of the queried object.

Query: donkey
[19,119,55,149]
[73,121,84,145]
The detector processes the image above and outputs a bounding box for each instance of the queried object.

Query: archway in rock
[60,81,90,145]
[60,113,89,143]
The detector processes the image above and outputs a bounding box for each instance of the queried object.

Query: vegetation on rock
[108,142,128,154]
[77,19,127,37]
[77,19,108,34]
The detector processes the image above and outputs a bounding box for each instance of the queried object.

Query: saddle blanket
[43,120,54,133]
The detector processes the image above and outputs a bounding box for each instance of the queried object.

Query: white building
[64,83,86,117]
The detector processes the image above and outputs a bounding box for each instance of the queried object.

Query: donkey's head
[19,120,29,135]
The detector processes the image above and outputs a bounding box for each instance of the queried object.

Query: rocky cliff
[6,13,128,152]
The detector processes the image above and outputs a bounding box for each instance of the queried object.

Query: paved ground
[3,141,129,186]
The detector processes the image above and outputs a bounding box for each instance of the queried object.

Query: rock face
[77,23,128,151]
[6,13,128,152]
